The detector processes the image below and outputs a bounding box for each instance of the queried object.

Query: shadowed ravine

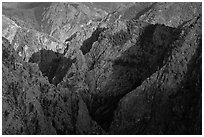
[88,23,180,131]
[29,49,76,86]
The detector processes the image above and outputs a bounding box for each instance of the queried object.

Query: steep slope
[110,16,202,134]
[140,2,201,27]
[3,2,106,41]
[2,2,153,42]
[2,2,202,135]
[73,3,201,131]
[2,37,105,135]
[3,2,131,42]
[2,15,65,55]
[86,22,179,130]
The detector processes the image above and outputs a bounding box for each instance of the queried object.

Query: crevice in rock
[70,3,79,9]
[63,32,77,55]
[65,32,77,43]
[29,49,76,86]
[80,27,107,55]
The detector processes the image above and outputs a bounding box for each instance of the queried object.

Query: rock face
[2,37,105,135]
[2,2,202,135]
[110,16,202,134]
[2,15,65,60]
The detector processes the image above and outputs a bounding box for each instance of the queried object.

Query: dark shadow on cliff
[29,49,76,86]
[89,23,180,131]
[80,27,107,55]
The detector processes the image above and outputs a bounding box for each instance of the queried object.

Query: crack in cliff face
[88,23,180,131]
[80,27,107,55]
[29,49,76,86]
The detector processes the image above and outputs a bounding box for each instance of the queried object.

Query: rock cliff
[2,2,202,135]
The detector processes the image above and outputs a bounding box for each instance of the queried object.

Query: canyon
[2,2,202,135]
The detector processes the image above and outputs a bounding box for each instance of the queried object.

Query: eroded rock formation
[2,2,202,135]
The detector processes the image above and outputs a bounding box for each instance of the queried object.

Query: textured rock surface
[2,37,105,134]
[3,2,135,42]
[110,16,202,134]
[2,15,65,61]
[2,2,202,135]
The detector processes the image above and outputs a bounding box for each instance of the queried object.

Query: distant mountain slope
[2,15,65,61]
[2,2,151,42]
